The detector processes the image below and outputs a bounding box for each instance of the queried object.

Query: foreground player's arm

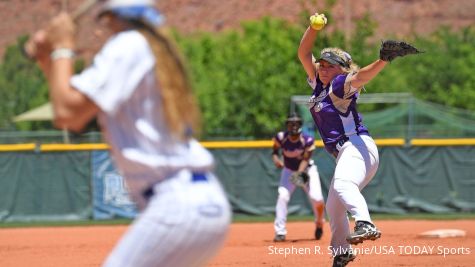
[39,13,99,132]
[49,53,99,132]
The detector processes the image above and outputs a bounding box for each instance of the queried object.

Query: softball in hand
[310,13,327,31]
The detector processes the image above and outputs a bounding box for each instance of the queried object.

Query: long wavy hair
[135,25,202,141]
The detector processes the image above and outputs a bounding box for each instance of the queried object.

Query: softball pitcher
[272,114,325,242]
[298,12,420,267]
[29,1,231,266]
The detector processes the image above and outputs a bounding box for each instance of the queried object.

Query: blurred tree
[0,36,89,131]
[0,36,50,130]
[1,19,473,140]
[177,18,310,139]
[176,16,374,139]
[366,26,475,110]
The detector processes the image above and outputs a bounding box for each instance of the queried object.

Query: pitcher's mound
[418,229,466,238]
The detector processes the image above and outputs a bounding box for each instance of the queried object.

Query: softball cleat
[315,226,323,240]
[332,252,356,267]
[346,221,381,245]
[273,234,286,242]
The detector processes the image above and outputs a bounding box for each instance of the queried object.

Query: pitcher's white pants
[274,165,324,235]
[103,170,231,267]
[326,135,379,255]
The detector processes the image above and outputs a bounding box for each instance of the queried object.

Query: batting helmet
[286,113,303,136]
[98,0,164,27]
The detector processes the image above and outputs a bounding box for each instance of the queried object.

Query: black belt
[142,172,208,200]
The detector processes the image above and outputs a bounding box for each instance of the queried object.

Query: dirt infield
[0,220,474,267]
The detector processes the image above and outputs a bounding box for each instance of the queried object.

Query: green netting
[411,100,475,137]
[295,96,475,139]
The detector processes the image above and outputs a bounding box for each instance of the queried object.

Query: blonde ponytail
[139,27,202,140]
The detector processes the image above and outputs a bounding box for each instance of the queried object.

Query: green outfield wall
[0,139,474,222]
[0,151,91,222]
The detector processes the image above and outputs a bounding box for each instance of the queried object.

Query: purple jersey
[274,132,315,171]
[307,73,370,155]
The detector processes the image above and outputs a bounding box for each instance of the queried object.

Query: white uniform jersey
[72,29,230,267]
[71,30,214,196]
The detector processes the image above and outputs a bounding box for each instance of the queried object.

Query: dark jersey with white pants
[307,73,370,156]
[273,131,315,171]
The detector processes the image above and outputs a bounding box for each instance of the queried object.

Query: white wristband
[50,48,75,60]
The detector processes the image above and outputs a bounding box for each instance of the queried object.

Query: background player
[29,0,231,266]
[298,12,420,266]
[272,113,325,242]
